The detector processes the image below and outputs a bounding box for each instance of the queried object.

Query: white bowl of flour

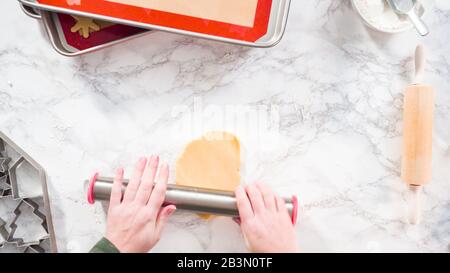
[352,0,434,33]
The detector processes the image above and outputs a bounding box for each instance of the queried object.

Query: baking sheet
[33,0,274,43]
[53,13,147,51]
[36,10,151,56]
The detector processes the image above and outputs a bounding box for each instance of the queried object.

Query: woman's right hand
[235,182,298,253]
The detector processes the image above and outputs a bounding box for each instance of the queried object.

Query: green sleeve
[89,237,120,253]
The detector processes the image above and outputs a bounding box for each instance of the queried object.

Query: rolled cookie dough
[175,132,241,218]
[107,0,258,27]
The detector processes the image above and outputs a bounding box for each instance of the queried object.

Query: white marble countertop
[1,0,449,253]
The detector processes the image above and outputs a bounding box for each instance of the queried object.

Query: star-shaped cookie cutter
[0,174,11,197]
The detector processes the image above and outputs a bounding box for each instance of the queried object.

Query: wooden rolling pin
[401,45,435,225]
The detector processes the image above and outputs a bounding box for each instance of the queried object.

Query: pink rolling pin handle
[291,195,299,226]
[87,172,99,204]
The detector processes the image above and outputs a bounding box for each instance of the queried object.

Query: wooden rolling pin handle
[408,185,422,225]
[414,44,425,84]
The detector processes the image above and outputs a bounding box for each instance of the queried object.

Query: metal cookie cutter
[7,198,49,247]
[0,145,12,197]
[8,157,44,200]
[0,174,11,197]
[0,218,10,247]
[22,238,51,253]
[0,242,27,253]
[0,131,57,252]
[23,244,45,253]
[0,157,10,173]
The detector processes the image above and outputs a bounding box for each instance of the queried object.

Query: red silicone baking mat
[55,13,147,51]
[36,0,272,42]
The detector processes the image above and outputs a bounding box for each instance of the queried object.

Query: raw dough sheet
[106,0,258,27]
[175,132,240,192]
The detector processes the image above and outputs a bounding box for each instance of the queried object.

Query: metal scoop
[387,0,429,36]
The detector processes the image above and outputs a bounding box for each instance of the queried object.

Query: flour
[353,0,428,32]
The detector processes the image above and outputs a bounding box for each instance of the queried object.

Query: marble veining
[0,0,449,252]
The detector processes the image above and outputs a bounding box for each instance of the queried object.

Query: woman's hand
[105,156,176,253]
[235,182,298,253]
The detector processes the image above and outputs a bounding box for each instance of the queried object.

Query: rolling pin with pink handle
[85,173,299,225]
[401,44,435,225]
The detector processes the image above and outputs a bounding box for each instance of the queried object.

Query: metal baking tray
[18,0,291,47]
[20,2,41,19]
[20,4,152,57]
[0,131,57,253]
